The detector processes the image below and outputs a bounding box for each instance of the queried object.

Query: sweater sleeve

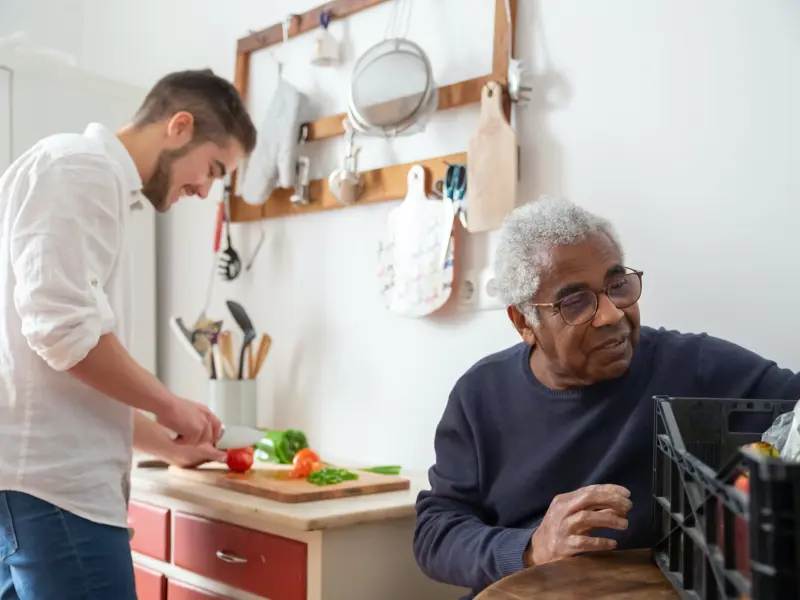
[698,333,800,399]
[413,388,536,592]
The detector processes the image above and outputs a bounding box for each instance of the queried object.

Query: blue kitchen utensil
[435,164,468,227]
[445,164,467,228]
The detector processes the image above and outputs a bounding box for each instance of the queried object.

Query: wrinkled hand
[168,442,227,469]
[526,484,632,567]
[157,396,222,447]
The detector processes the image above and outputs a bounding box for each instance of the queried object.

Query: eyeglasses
[529,268,644,326]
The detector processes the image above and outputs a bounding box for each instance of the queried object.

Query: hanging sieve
[347,37,438,138]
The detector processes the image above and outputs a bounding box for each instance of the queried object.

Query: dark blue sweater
[413,326,800,598]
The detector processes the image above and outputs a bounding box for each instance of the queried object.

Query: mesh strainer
[347,37,437,137]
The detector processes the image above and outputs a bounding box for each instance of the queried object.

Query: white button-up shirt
[0,123,140,528]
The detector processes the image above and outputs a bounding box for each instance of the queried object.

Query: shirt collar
[83,123,142,196]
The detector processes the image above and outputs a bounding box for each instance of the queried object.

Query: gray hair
[494,196,624,322]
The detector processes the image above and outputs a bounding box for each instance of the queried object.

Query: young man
[0,69,258,599]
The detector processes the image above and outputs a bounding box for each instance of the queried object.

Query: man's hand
[134,410,225,468]
[168,442,227,469]
[525,484,632,567]
[157,397,223,447]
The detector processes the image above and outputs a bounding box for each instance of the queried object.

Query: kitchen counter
[129,457,465,599]
[129,455,465,600]
[130,458,427,533]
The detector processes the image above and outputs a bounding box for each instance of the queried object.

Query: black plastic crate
[652,395,800,599]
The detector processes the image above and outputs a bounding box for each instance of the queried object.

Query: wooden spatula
[466,81,518,233]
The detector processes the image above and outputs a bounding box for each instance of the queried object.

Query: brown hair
[133,68,257,154]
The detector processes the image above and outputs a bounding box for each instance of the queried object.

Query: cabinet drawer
[167,579,229,600]
[134,563,166,600]
[172,512,306,600]
[129,499,170,561]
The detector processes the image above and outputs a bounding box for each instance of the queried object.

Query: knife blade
[215,424,263,450]
[172,424,263,451]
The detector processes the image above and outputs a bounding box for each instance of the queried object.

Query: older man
[413,197,800,598]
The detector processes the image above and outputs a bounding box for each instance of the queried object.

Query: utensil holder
[207,379,257,427]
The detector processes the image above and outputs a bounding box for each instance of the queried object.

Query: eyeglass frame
[526,267,644,326]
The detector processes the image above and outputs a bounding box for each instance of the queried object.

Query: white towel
[240,78,306,205]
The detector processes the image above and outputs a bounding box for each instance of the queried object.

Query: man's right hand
[525,484,632,567]
[157,396,222,447]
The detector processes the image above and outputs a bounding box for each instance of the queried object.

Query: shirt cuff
[494,527,537,578]
[35,316,103,371]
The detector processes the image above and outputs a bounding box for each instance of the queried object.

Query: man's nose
[592,293,624,327]
[194,182,212,199]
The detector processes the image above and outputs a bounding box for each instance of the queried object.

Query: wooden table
[476,550,679,599]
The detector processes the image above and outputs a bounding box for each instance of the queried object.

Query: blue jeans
[0,491,136,600]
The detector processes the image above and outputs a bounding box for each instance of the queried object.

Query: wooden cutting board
[168,462,411,504]
[466,80,518,233]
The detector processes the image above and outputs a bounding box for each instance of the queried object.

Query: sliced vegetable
[255,429,309,464]
[307,467,359,486]
[226,447,255,473]
[362,465,402,476]
[292,448,321,465]
[288,448,324,479]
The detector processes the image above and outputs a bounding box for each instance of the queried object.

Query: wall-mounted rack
[230,0,517,222]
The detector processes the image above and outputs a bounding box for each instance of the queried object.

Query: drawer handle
[216,550,248,564]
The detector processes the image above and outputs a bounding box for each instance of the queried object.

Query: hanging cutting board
[466,81,518,233]
[377,164,455,317]
[168,462,410,504]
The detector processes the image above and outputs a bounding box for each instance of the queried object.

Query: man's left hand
[168,442,227,469]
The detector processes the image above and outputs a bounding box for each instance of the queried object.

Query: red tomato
[226,447,255,473]
[289,449,322,479]
[735,474,749,494]
[292,449,321,466]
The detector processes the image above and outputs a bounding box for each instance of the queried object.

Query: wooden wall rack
[230,0,517,222]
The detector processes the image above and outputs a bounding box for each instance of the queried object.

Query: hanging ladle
[218,179,242,281]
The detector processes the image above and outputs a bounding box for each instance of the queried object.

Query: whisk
[219,179,242,281]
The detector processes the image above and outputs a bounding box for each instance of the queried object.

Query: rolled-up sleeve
[10,154,122,371]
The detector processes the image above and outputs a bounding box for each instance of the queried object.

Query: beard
[141,147,188,213]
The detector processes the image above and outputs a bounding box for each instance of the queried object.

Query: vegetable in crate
[255,429,308,464]
[734,441,779,494]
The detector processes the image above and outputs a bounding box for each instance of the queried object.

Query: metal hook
[320,10,332,30]
[272,14,296,75]
[282,15,294,44]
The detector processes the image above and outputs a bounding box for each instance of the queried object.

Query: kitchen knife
[136,425,263,469]
[169,424,263,450]
[215,424,263,450]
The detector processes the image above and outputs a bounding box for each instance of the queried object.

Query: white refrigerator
[0,49,157,375]
[0,67,10,173]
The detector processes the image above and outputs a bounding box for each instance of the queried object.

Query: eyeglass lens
[559,273,642,325]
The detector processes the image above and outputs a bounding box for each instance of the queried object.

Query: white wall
[3,0,799,472]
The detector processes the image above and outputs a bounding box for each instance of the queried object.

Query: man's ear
[507,305,537,346]
[164,111,195,150]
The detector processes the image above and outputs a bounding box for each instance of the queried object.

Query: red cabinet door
[129,499,170,561]
[134,563,166,600]
[172,512,306,600]
[167,579,229,600]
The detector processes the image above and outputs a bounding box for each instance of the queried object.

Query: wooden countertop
[475,550,679,599]
[130,458,427,533]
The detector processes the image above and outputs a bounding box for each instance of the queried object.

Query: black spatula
[226,300,256,379]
